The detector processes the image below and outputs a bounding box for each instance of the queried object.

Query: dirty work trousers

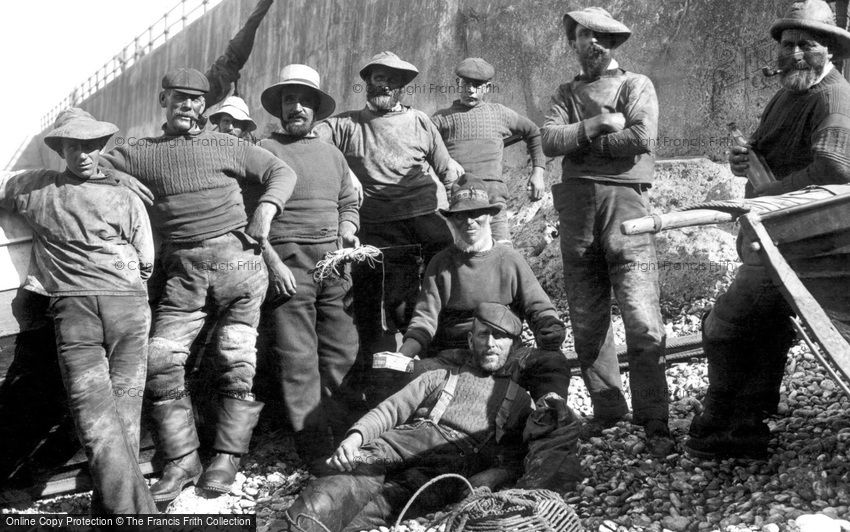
[146,231,267,401]
[286,423,501,532]
[266,241,358,461]
[554,179,668,424]
[702,263,795,421]
[50,295,156,514]
[347,214,453,411]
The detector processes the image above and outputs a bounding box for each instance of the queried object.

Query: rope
[312,245,383,283]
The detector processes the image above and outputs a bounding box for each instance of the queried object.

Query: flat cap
[474,303,522,338]
[161,67,209,96]
[455,57,495,82]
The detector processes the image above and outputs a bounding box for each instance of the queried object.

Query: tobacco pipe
[762,66,783,77]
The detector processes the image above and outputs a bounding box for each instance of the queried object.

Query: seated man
[278,303,579,532]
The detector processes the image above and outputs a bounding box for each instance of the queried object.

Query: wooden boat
[623,184,850,394]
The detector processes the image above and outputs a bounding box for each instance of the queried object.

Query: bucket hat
[261,64,337,121]
[770,0,850,59]
[439,175,502,217]
[43,108,119,155]
[209,96,257,132]
[359,51,419,85]
[563,7,631,48]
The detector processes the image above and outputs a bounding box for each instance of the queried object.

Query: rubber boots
[148,396,203,503]
[197,395,263,493]
[517,396,585,491]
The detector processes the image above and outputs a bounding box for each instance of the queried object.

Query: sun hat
[261,64,337,121]
[359,51,419,85]
[770,0,850,59]
[563,7,631,48]
[43,108,119,155]
[208,96,257,132]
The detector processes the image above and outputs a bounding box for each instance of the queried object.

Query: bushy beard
[282,115,314,137]
[450,220,493,253]
[367,85,402,111]
[579,45,611,79]
[778,52,827,92]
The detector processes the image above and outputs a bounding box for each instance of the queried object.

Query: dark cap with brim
[43,107,119,155]
[474,302,522,338]
[161,67,209,96]
[439,175,502,217]
[456,57,495,82]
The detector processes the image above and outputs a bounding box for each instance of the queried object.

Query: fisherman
[278,303,580,532]
[102,67,298,502]
[257,64,360,471]
[0,108,156,514]
[209,95,258,141]
[314,51,463,407]
[540,6,673,456]
[431,57,547,243]
[686,0,850,459]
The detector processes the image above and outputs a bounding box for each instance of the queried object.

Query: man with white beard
[686,0,850,459]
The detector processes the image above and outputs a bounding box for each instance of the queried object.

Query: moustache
[286,112,308,120]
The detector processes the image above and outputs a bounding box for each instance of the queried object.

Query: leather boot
[148,396,202,503]
[197,395,263,493]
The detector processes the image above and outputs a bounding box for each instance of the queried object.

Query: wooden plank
[761,192,850,244]
[740,214,850,383]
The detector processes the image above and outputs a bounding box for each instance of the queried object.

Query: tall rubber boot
[197,395,263,494]
[148,396,202,503]
[517,401,585,491]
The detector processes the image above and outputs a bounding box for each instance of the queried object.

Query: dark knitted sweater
[258,133,359,244]
[404,243,564,351]
[103,129,296,243]
[751,68,850,195]
[350,364,532,449]
[431,101,545,180]
[541,68,658,184]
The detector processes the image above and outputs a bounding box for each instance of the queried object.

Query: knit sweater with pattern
[258,133,359,244]
[102,129,297,243]
[350,363,532,449]
[541,67,658,184]
[751,68,850,195]
[315,106,457,223]
[431,100,545,180]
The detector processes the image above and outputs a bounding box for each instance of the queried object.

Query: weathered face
[216,114,243,137]
[778,29,832,92]
[61,138,104,179]
[569,24,615,78]
[447,208,493,249]
[468,318,514,373]
[280,86,318,137]
[459,77,491,107]
[160,89,205,133]
[367,66,404,110]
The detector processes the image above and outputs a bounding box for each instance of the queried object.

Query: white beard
[451,221,494,253]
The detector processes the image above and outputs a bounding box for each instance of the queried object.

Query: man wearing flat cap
[432,57,548,244]
[0,108,155,513]
[541,7,672,456]
[686,0,850,460]
[314,51,463,406]
[256,64,360,471]
[278,303,578,532]
[101,66,298,502]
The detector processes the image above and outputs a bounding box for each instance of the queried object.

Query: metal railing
[39,0,225,131]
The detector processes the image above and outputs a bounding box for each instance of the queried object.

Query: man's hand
[109,168,154,206]
[753,179,784,197]
[348,169,363,207]
[338,221,360,248]
[527,167,546,201]
[262,246,296,299]
[728,145,750,177]
[585,112,626,138]
[246,202,277,249]
[327,432,363,472]
[446,158,465,183]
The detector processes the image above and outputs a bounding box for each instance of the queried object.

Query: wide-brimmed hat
[261,64,337,122]
[209,96,257,132]
[359,51,419,86]
[770,0,850,59]
[474,302,522,338]
[439,175,502,217]
[43,108,119,155]
[563,7,631,48]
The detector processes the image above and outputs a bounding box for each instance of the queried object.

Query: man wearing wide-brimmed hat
[0,108,156,514]
[101,66,298,502]
[431,57,548,243]
[209,95,258,141]
[256,64,360,471]
[315,51,463,409]
[541,7,673,457]
[687,0,850,460]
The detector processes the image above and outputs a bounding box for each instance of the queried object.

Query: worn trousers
[554,180,668,423]
[267,241,358,458]
[146,231,267,400]
[702,263,795,421]
[50,295,156,514]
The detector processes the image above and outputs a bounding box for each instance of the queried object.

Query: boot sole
[151,473,202,503]
[197,479,233,494]
[684,440,768,460]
